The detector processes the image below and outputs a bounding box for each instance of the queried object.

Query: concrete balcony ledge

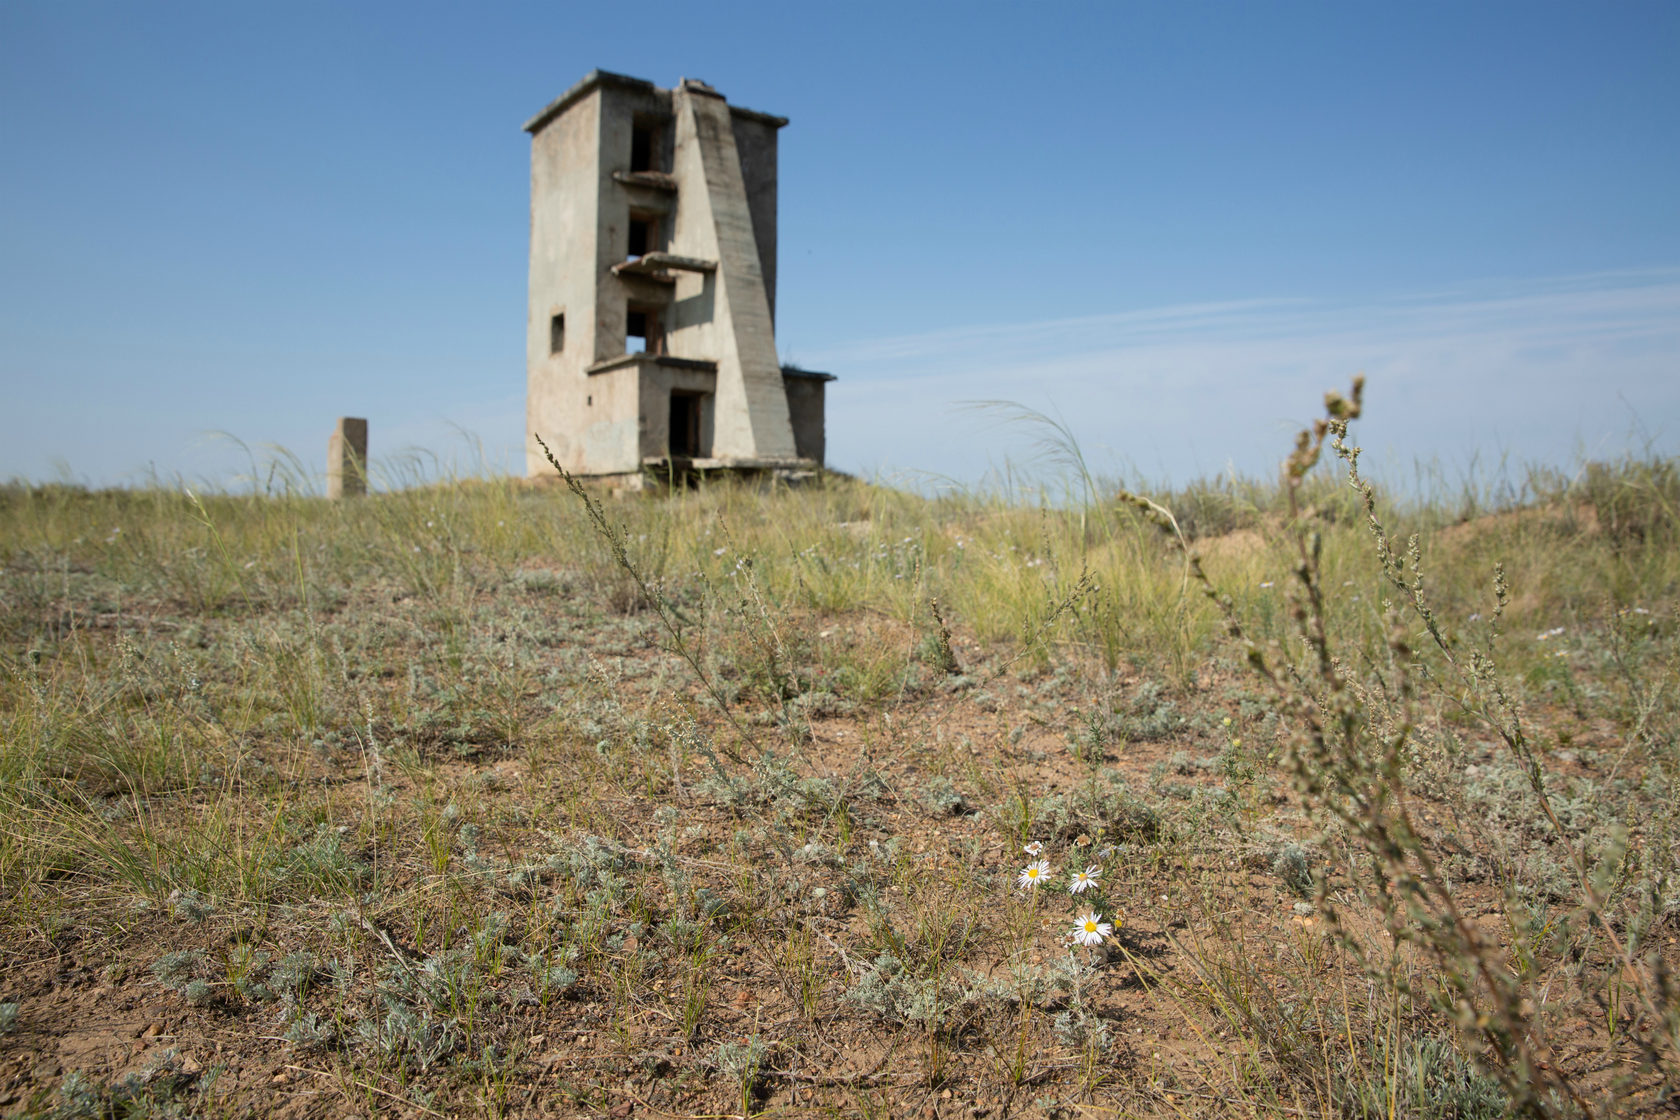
[586,353,719,377]
[612,170,678,192]
[611,252,717,280]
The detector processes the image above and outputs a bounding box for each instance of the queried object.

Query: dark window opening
[549,312,565,354]
[626,304,662,355]
[628,215,653,259]
[630,123,657,172]
[669,393,702,458]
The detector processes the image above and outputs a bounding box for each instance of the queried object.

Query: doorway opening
[669,392,703,458]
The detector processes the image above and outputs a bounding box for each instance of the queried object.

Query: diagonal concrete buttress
[671,84,798,461]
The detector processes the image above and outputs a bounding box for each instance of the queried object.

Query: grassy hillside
[2,388,1677,1118]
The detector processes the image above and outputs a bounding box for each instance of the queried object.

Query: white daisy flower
[1017,860,1051,890]
[1069,865,1101,894]
[1072,911,1112,947]
[1023,841,1044,857]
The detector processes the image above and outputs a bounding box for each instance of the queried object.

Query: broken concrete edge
[640,455,818,471]
[586,353,719,376]
[635,252,717,273]
[779,366,837,382]
[611,170,678,192]
[523,69,652,133]
[518,459,832,495]
[523,68,787,136]
[611,252,718,279]
[726,105,789,129]
[572,354,832,392]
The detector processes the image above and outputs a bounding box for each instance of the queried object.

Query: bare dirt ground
[2,487,1677,1119]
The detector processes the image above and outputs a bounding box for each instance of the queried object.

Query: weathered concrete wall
[594,82,672,363]
[526,87,602,476]
[670,82,796,462]
[665,267,719,363]
[579,363,640,474]
[637,363,718,459]
[730,111,779,325]
[781,376,827,465]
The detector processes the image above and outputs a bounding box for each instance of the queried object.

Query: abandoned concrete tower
[523,70,834,485]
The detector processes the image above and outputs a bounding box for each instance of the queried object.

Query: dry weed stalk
[1124,377,1678,1116]
[536,434,759,762]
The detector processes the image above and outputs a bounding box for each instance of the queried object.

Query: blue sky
[2,1,1677,491]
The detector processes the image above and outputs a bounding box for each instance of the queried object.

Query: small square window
[549,312,565,354]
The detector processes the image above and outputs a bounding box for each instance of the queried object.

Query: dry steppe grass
[1,391,1677,1118]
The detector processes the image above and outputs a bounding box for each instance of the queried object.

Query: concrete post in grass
[327,417,368,499]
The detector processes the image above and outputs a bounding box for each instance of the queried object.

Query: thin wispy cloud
[816,270,1680,489]
[817,298,1315,365]
[8,273,1673,493]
